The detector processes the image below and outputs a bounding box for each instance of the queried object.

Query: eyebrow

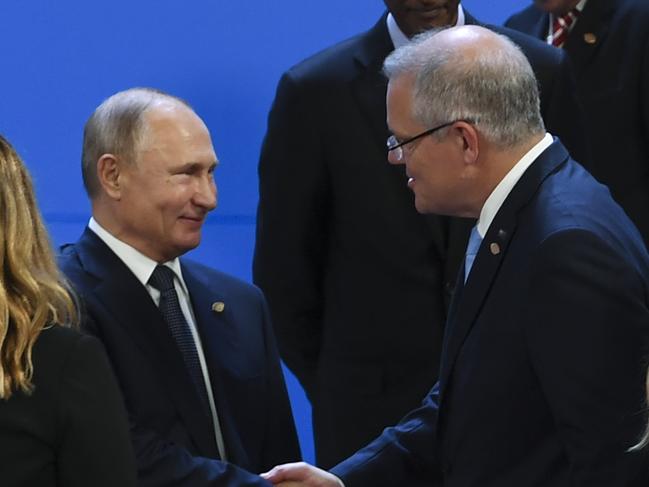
[175,161,218,172]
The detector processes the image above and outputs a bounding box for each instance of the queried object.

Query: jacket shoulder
[504,5,545,30]
[181,259,264,300]
[284,19,388,84]
[490,24,562,67]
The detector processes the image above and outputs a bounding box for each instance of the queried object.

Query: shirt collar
[476,133,554,238]
[88,217,187,293]
[387,4,465,49]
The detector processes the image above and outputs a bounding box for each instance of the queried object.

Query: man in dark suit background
[506,0,649,245]
[59,88,300,486]
[262,25,649,487]
[254,0,589,468]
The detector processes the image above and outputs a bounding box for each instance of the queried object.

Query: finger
[260,462,309,482]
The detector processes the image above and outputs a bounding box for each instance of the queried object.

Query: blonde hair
[0,135,78,399]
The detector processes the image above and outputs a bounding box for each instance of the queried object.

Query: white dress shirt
[476,133,554,238]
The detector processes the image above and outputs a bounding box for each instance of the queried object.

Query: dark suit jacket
[59,228,300,487]
[0,326,137,487]
[331,139,649,486]
[506,0,649,246]
[254,10,589,468]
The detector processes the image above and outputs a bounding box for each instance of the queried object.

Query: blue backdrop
[0,0,529,463]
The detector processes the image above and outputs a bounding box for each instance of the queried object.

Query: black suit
[505,0,649,246]
[0,326,137,487]
[331,140,649,486]
[254,10,589,467]
[60,228,300,487]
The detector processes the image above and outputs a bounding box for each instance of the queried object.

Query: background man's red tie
[551,9,579,48]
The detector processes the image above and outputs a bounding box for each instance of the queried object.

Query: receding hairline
[82,88,198,198]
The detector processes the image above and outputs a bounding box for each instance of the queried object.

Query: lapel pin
[583,33,597,44]
[490,242,501,255]
[211,301,225,313]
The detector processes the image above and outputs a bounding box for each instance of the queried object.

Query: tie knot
[149,265,176,292]
[555,8,579,27]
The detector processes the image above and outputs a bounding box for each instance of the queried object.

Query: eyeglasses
[387,120,462,162]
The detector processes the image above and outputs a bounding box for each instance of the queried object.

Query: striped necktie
[550,9,579,48]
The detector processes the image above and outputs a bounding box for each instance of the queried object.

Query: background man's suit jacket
[254,10,589,467]
[0,326,137,487]
[506,0,649,245]
[60,228,300,487]
[331,139,649,487]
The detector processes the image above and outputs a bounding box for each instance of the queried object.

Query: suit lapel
[350,14,393,151]
[565,0,614,74]
[75,229,218,457]
[438,141,571,394]
[528,9,550,41]
[182,264,250,467]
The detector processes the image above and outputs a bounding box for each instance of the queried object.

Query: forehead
[386,75,421,131]
[138,103,215,158]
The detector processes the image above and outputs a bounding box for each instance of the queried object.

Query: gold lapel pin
[211,301,225,313]
[490,242,501,255]
[584,33,597,45]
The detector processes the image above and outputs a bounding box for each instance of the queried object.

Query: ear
[96,154,123,200]
[455,121,480,166]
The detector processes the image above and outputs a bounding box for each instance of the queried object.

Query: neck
[471,133,545,217]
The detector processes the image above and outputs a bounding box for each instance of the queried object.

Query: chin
[172,238,202,257]
[414,199,435,215]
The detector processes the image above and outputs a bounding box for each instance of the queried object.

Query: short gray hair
[81,87,190,198]
[383,28,545,148]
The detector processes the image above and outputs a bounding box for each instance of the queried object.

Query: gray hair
[383,28,545,148]
[81,87,190,198]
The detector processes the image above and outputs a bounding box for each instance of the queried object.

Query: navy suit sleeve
[57,334,137,487]
[523,230,649,486]
[253,71,329,397]
[330,383,443,487]
[256,289,303,469]
[128,423,274,487]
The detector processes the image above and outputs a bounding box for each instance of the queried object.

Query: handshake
[261,462,344,487]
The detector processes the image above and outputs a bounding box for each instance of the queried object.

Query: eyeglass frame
[386,120,471,161]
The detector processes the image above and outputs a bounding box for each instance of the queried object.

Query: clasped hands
[261,462,344,487]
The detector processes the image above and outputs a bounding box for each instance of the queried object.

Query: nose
[194,173,217,211]
[387,148,403,166]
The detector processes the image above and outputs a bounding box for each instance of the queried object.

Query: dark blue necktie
[149,265,210,416]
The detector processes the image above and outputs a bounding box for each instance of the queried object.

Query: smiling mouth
[181,215,205,223]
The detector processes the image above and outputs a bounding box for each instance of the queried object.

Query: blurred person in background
[506,0,649,246]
